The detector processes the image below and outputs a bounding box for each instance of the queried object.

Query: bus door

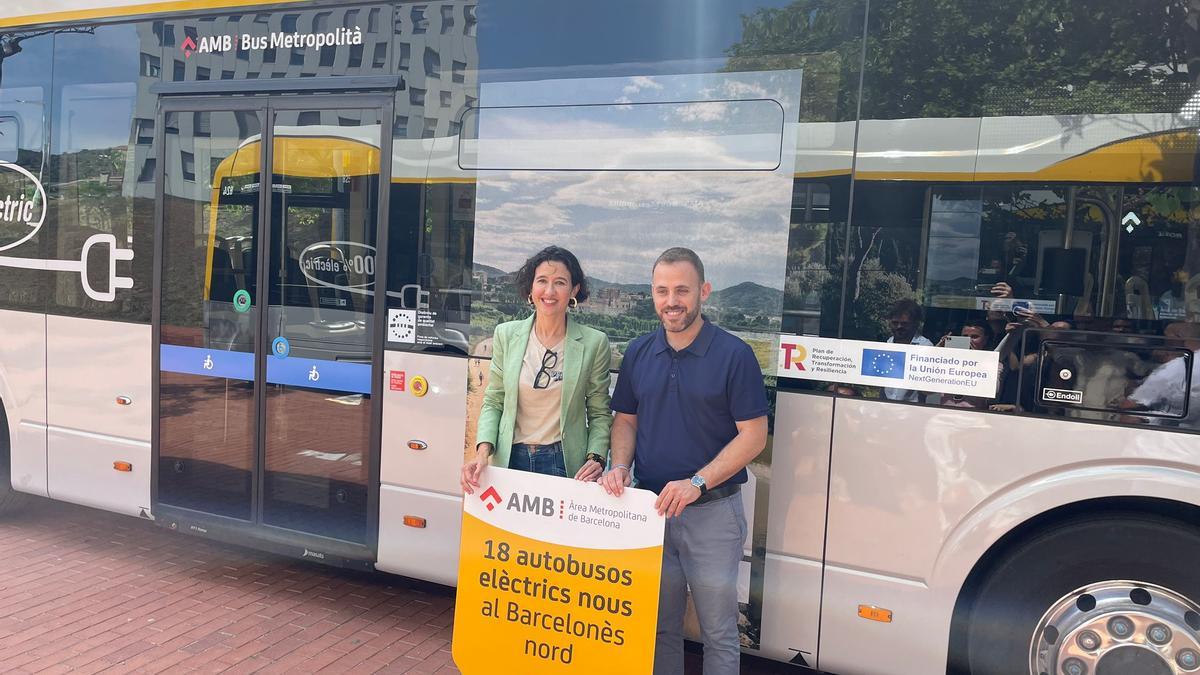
[153,95,394,565]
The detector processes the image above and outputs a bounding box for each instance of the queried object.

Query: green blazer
[475,315,613,476]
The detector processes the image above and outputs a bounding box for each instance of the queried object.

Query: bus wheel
[964,513,1200,675]
[0,404,25,515]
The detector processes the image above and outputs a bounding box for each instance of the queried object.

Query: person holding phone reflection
[461,246,613,493]
[991,306,1073,412]
[938,319,995,408]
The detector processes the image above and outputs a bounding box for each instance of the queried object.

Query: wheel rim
[1030,580,1200,675]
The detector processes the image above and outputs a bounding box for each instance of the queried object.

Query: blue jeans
[508,442,567,478]
[655,493,747,675]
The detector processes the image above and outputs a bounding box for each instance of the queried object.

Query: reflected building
[126,5,479,203]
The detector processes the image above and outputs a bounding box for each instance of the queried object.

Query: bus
[1,1,1199,673]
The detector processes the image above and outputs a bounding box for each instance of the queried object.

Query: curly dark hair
[888,298,924,323]
[514,246,590,304]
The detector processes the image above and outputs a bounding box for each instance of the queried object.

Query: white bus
[2,1,1200,673]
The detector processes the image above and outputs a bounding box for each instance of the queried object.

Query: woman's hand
[1014,306,1049,329]
[574,459,603,482]
[990,282,1013,298]
[461,443,493,495]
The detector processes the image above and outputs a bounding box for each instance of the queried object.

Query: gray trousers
[654,493,747,675]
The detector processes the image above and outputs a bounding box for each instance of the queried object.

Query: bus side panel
[818,398,1200,675]
[46,316,151,516]
[0,309,47,496]
[377,485,462,586]
[819,563,937,675]
[760,554,823,667]
[376,350,467,583]
[755,391,831,665]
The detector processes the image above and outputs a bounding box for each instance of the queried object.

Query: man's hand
[655,479,701,518]
[991,282,1013,298]
[599,466,632,496]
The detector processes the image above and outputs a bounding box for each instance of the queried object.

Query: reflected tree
[728,0,1200,118]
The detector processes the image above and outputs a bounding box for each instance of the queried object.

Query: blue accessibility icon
[271,336,290,359]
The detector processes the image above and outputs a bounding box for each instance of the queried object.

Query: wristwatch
[690,474,708,495]
[585,452,605,465]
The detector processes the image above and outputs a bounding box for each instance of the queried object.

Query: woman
[937,319,996,409]
[461,246,612,494]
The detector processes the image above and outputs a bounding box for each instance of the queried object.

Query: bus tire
[963,512,1200,675]
[0,403,25,515]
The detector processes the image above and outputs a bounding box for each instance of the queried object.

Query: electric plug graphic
[0,233,134,302]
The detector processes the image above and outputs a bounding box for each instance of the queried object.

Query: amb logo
[478,486,558,517]
[181,34,233,58]
[506,492,557,517]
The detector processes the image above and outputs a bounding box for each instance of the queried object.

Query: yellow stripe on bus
[854,130,1197,183]
[214,137,381,180]
[392,170,854,184]
[0,0,307,29]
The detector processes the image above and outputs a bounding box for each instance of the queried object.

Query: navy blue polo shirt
[610,318,768,493]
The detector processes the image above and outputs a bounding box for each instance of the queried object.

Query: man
[600,247,768,675]
[1124,321,1200,427]
[883,298,932,402]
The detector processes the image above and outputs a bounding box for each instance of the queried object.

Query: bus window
[1035,336,1193,421]
[0,117,18,163]
[0,31,51,313]
[844,159,1200,427]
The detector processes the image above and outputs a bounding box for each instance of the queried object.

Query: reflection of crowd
[827,282,1200,430]
[882,300,932,402]
[1121,322,1200,428]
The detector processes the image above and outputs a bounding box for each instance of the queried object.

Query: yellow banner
[452,467,663,674]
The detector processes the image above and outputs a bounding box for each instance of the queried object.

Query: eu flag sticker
[861,348,906,379]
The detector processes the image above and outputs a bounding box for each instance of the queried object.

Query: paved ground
[0,496,798,674]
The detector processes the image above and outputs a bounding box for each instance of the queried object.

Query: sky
[476,0,796,76]
[471,70,802,291]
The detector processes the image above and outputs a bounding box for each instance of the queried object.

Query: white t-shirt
[883,334,934,402]
[1129,351,1199,426]
[513,332,565,445]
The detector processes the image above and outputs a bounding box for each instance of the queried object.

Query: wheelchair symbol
[202,354,214,371]
[308,365,320,382]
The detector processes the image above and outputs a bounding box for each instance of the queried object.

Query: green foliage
[728,0,1197,120]
[836,266,914,340]
[726,0,865,122]
[571,312,661,342]
[627,297,658,321]
[710,282,784,316]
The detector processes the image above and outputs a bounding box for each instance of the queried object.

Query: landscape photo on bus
[2,1,1200,673]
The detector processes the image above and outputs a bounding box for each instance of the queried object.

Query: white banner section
[777,334,1000,398]
[464,467,663,551]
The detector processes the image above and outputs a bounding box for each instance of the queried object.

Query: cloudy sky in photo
[469,70,802,291]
